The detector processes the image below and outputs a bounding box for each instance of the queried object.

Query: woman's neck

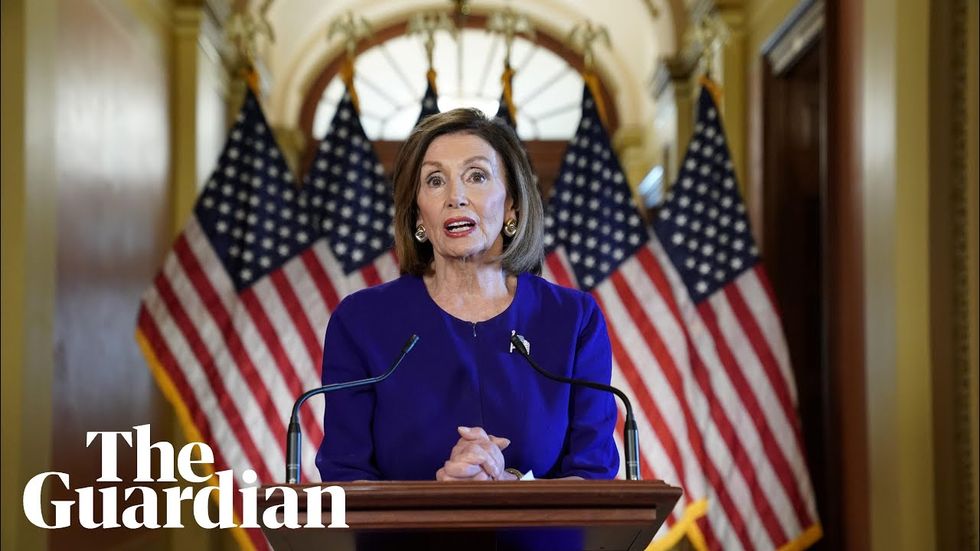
[424,258,516,322]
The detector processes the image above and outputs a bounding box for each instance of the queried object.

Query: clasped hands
[435,426,520,481]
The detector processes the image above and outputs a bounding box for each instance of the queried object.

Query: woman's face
[416,132,514,266]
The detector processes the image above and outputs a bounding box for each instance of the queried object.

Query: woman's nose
[445,178,468,208]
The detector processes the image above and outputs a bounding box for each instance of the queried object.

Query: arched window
[298,15,618,195]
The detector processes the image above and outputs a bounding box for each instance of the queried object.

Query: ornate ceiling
[256,0,686,135]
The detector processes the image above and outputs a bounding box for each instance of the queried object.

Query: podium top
[262,479,681,528]
[260,480,682,551]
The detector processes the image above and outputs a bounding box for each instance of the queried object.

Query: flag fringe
[645,497,822,551]
[135,328,260,551]
[646,498,709,551]
[500,64,516,123]
[777,523,824,551]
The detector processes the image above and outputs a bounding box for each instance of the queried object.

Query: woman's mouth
[443,217,476,237]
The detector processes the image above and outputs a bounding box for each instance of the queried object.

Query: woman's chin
[435,245,500,264]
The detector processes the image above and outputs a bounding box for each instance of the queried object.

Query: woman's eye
[469,170,487,183]
[425,175,444,187]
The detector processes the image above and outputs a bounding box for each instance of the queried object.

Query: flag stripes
[541,82,819,550]
[136,77,820,551]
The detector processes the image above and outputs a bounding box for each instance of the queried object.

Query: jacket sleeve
[315,299,383,481]
[555,294,621,479]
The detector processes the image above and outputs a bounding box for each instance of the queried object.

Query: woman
[315,108,619,482]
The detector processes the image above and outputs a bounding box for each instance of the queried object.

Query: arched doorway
[296,14,620,197]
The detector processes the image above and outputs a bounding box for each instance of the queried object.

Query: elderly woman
[315,108,619,482]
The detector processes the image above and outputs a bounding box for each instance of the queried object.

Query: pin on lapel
[509,330,530,355]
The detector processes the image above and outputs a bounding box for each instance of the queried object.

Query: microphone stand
[285,334,420,484]
[510,334,641,480]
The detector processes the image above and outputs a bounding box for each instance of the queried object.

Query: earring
[503,218,518,238]
[414,224,428,243]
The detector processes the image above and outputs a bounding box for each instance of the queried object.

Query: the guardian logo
[22,425,347,529]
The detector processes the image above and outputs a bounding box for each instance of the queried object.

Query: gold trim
[645,498,708,551]
[136,329,258,551]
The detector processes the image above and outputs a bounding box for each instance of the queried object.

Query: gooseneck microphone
[509,334,641,481]
[285,334,420,484]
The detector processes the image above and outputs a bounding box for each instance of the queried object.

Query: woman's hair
[391,108,544,276]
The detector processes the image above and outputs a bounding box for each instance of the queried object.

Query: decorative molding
[200,0,235,86]
[649,45,699,99]
[761,0,824,75]
[640,0,660,20]
[947,0,976,546]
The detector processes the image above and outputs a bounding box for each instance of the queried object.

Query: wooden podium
[260,480,682,551]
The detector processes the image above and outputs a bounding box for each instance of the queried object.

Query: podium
[259,479,682,550]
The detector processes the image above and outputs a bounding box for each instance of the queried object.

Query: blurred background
[2,0,977,550]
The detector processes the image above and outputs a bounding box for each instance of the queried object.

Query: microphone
[285,334,420,484]
[509,333,641,481]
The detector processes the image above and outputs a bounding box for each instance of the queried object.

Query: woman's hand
[436,426,518,481]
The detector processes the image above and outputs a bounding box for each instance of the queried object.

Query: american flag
[541,83,821,550]
[136,86,399,550]
[495,66,517,129]
[416,77,440,125]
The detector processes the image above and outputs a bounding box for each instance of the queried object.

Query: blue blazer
[315,272,620,481]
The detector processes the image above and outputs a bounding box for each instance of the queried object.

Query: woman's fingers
[440,426,511,481]
[457,426,489,441]
[439,459,487,480]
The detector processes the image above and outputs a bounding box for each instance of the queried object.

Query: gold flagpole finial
[568,20,610,73]
[487,7,535,69]
[568,20,611,127]
[327,10,373,109]
[327,10,373,69]
[408,11,457,75]
[687,12,730,81]
[226,0,276,89]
